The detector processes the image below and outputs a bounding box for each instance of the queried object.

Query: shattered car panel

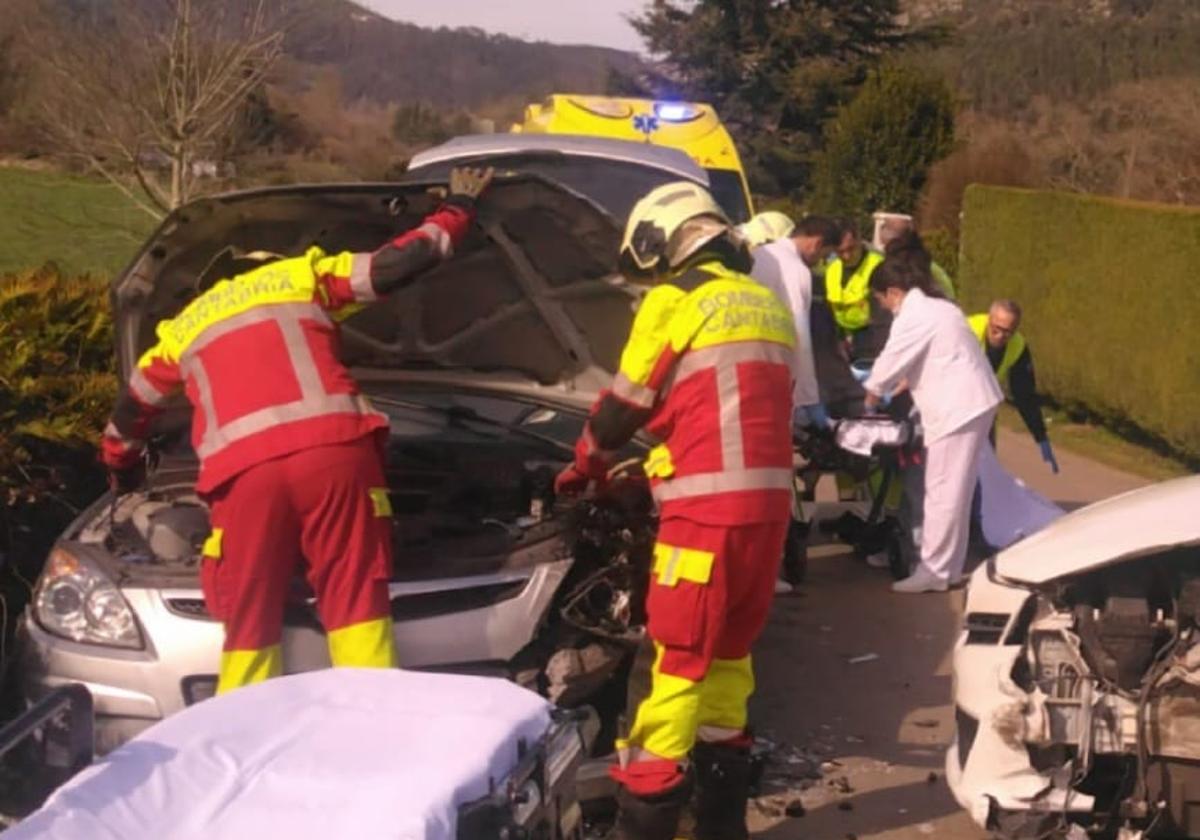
[948,475,1200,838]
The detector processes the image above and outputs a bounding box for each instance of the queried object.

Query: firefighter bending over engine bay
[100,167,494,695]
[556,182,797,840]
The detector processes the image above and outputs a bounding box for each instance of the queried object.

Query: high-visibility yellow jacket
[102,204,472,494]
[825,250,884,333]
[967,313,1027,383]
[573,260,796,524]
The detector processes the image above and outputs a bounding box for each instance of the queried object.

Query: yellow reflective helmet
[618,181,733,280]
[737,211,795,247]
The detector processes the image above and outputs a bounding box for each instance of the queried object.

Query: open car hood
[110,174,634,392]
[993,474,1200,586]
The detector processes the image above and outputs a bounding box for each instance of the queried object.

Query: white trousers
[919,409,996,582]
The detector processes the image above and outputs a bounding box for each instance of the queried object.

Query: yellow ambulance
[512,94,754,223]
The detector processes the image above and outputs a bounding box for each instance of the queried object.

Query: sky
[359,0,649,52]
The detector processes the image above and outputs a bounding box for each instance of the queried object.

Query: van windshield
[705,168,752,224]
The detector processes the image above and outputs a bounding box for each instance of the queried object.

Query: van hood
[110,174,635,392]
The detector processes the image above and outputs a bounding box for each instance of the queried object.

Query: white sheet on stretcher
[8,669,552,840]
[834,417,1063,551]
[976,441,1065,549]
[834,418,911,457]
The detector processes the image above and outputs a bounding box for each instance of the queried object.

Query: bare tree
[29,0,285,219]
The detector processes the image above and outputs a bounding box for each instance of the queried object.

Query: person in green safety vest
[825,221,884,359]
[968,300,1059,473]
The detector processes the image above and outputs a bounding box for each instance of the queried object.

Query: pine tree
[629,0,941,196]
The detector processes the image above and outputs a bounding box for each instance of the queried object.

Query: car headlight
[34,546,143,649]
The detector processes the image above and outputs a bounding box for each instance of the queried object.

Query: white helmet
[618,181,735,280]
[737,211,795,247]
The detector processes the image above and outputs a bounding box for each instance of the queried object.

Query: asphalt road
[745,427,1151,839]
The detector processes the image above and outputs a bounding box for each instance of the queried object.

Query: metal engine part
[130,498,210,563]
[1076,597,1163,693]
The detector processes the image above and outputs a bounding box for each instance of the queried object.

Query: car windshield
[705,168,752,224]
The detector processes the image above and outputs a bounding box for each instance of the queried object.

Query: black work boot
[611,779,691,840]
[691,741,753,840]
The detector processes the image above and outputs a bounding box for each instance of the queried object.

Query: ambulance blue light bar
[654,102,700,122]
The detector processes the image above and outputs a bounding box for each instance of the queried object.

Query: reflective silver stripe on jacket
[180,302,377,461]
[652,467,794,504]
[612,372,657,409]
[417,222,453,258]
[349,252,376,303]
[654,339,793,504]
[128,367,171,407]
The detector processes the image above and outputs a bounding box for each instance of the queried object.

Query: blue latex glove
[793,403,830,430]
[1039,440,1060,474]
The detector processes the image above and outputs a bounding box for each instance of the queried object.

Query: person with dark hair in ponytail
[882,231,956,300]
[861,255,1003,593]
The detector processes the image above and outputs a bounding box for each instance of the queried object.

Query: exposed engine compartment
[1003,548,1200,837]
[68,426,655,720]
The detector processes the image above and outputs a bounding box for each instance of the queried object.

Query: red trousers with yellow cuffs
[614,515,788,796]
[200,436,397,694]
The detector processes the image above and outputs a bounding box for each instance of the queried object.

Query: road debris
[751,735,824,795]
[847,653,879,664]
[838,801,855,812]
[926,771,940,784]
[784,801,807,818]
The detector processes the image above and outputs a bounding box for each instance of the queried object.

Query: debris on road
[784,801,807,818]
[838,801,855,812]
[751,735,824,795]
[926,771,940,784]
[847,653,879,664]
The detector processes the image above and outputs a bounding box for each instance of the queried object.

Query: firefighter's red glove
[554,464,594,497]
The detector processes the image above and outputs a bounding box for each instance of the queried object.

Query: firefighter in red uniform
[101,167,494,695]
[556,182,797,839]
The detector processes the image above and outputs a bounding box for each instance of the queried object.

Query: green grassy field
[0,165,157,277]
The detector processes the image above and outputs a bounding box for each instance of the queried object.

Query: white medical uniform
[749,239,820,408]
[864,288,1003,582]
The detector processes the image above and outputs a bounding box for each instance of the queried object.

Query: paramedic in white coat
[742,212,841,428]
[862,256,1003,593]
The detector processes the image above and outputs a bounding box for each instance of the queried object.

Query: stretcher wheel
[781,518,808,585]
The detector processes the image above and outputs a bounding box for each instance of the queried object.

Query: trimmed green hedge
[959,185,1200,459]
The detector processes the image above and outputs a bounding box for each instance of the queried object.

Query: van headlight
[34,547,143,649]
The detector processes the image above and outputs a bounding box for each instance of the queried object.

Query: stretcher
[3,669,589,840]
[793,411,1065,581]
[792,415,921,580]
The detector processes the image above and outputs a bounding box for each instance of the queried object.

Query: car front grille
[165,598,214,620]
[964,611,1010,644]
